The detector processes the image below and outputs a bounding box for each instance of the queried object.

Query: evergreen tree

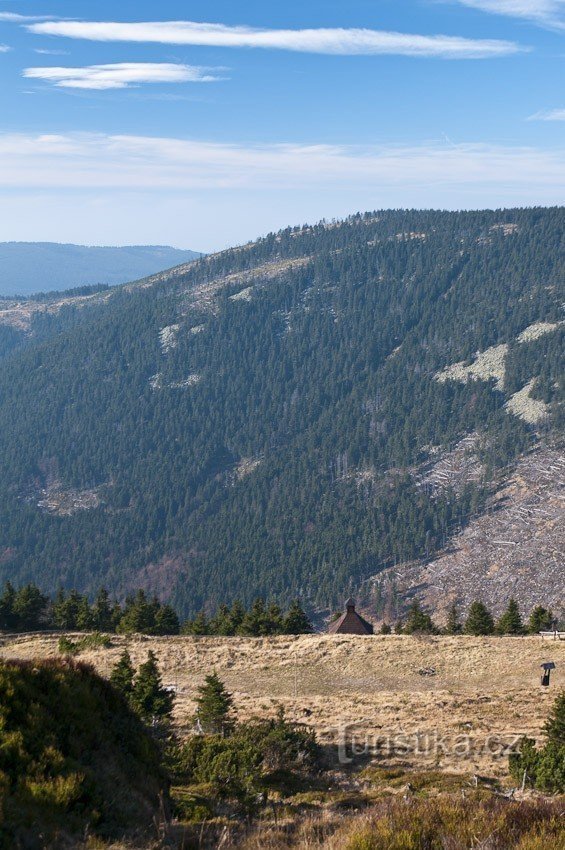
[240,598,268,636]
[194,671,235,735]
[154,604,180,636]
[283,600,313,635]
[496,598,524,635]
[0,583,16,631]
[182,611,209,636]
[92,588,114,632]
[132,651,174,723]
[445,603,462,635]
[12,584,49,631]
[464,601,495,636]
[380,622,392,635]
[229,600,245,633]
[403,601,436,635]
[544,690,565,746]
[527,606,553,635]
[110,649,135,700]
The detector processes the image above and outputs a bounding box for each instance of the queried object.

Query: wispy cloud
[0,132,562,248]
[0,132,561,193]
[23,62,225,90]
[0,12,58,22]
[26,19,524,59]
[0,43,11,52]
[529,107,565,120]
[34,48,70,56]
[453,1,565,30]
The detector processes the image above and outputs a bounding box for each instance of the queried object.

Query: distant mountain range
[0,209,562,620]
[0,242,201,297]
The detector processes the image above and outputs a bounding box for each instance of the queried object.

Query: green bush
[171,710,321,815]
[509,691,565,792]
[0,659,168,847]
[57,632,112,655]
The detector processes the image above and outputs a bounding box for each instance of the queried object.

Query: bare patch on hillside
[417,433,485,496]
[229,286,254,302]
[232,457,262,482]
[517,321,563,343]
[505,380,549,424]
[149,373,201,390]
[181,256,312,315]
[159,324,180,353]
[29,482,107,516]
[435,344,508,390]
[387,447,564,620]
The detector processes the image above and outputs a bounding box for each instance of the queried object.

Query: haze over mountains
[0,208,562,620]
[0,242,200,297]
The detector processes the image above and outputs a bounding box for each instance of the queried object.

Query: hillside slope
[0,208,562,617]
[2,633,563,777]
[0,241,200,296]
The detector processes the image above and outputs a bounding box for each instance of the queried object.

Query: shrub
[509,691,565,793]
[0,659,167,846]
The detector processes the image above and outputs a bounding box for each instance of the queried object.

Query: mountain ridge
[0,208,562,619]
[0,241,201,297]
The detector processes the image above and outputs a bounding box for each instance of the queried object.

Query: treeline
[181,597,312,636]
[0,583,313,637]
[384,598,558,636]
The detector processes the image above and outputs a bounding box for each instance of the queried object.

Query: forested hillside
[0,208,562,618]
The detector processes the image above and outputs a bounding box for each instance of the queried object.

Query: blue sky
[0,0,563,251]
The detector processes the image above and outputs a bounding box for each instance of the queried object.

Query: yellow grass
[1,633,563,777]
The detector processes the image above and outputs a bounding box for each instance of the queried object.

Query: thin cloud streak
[453,0,565,29]
[529,107,565,120]
[27,19,524,58]
[0,44,11,52]
[23,63,225,90]
[0,132,562,192]
[0,12,59,22]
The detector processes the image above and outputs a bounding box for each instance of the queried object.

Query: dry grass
[2,634,563,778]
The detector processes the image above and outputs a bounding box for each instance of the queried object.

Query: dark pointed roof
[328,598,374,635]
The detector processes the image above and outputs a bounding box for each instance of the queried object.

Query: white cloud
[0,134,562,250]
[0,43,11,52]
[26,19,524,59]
[529,107,565,120]
[0,12,57,22]
[23,62,224,89]
[34,48,70,56]
[0,132,562,195]
[453,0,565,29]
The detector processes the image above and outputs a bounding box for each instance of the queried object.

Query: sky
[0,0,563,251]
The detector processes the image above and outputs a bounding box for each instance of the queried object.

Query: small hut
[328,598,374,635]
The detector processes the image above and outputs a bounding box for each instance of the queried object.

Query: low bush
[0,659,168,848]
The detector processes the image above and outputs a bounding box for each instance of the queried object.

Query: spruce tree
[132,651,173,723]
[110,649,135,700]
[464,601,495,636]
[283,600,313,635]
[496,599,524,635]
[154,604,180,636]
[403,601,435,635]
[527,606,553,635]
[92,588,113,632]
[194,671,234,735]
[544,691,565,747]
[0,582,16,631]
[445,603,462,635]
